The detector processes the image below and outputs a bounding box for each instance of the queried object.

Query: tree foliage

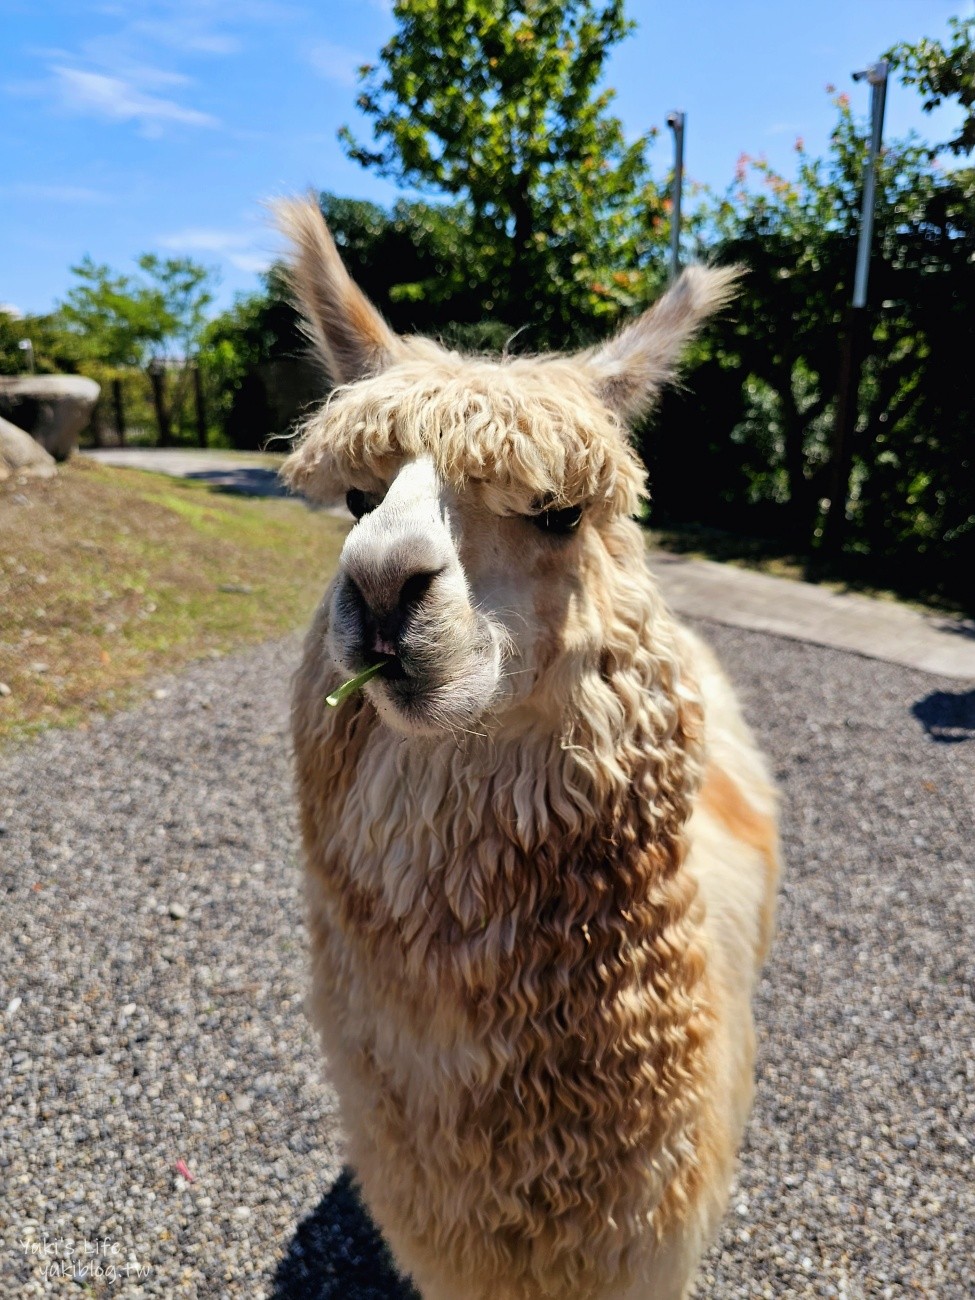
[0,309,89,376]
[651,83,975,604]
[342,0,665,343]
[6,5,973,605]
[888,15,975,156]
[199,265,303,448]
[59,255,216,368]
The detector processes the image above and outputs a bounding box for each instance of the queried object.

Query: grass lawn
[0,457,348,747]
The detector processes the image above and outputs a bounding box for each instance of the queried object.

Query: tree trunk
[192,365,207,448]
[513,192,534,255]
[779,376,811,545]
[511,173,535,303]
[89,397,105,448]
[148,363,172,447]
[822,306,869,558]
[112,377,126,447]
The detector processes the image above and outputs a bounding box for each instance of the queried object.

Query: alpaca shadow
[927,617,975,641]
[911,689,975,743]
[271,1167,421,1300]
[185,467,290,497]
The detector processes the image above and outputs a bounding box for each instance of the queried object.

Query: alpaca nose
[346,567,441,657]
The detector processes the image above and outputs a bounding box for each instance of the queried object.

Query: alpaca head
[279,198,736,739]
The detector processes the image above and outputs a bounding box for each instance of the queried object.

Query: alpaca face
[325,428,634,738]
[329,453,507,737]
[277,198,738,737]
[327,442,616,738]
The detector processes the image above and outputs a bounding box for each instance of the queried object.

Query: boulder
[0,415,57,479]
[0,375,100,461]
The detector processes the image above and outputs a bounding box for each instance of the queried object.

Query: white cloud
[51,66,218,133]
[161,227,252,252]
[227,251,272,274]
[306,40,363,88]
[130,19,241,57]
[66,36,194,89]
[6,0,304,140]
[159,226,271,275]
[91,0,300,58]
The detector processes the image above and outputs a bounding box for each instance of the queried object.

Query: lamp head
[852,60,888,87]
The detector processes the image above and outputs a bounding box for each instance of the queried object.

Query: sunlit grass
[0,458,347,747]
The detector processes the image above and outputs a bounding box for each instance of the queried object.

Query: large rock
[0,415,57,480]
[0,375,100,461]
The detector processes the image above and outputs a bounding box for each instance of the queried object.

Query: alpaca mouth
[369,653,441,730]
[371,651,430,709]
[336,612,503,736]
[374,653,407,682]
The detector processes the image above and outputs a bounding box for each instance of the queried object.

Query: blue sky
[0,0,969,317]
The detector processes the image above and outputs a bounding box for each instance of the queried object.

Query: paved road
[2,621,972,1298]
[83,447,293,498]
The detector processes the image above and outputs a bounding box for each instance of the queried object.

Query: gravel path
[1,625,972,1298]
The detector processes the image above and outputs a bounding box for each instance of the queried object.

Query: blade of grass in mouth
[325,661,387,708]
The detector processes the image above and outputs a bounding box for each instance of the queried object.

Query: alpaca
[279,196,780,1300]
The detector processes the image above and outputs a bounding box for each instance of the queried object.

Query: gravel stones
[0,642,342,1298]
[696,621,974,1300]
[1,626,972,1297]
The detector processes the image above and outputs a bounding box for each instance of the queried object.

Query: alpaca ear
[275,195,403,385]
[583,265,740,424]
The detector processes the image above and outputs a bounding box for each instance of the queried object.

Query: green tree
[0,311,24,375]
[316,192,514,347]
[137,254,215,358]
[1,310,89,376]
[888,14,975,156]
[200,266,303,449]
[655,92,975,605]
[342,0,665,344]
[59,254,216,445]
[59,254,215,367]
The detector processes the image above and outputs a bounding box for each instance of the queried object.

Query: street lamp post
[852,61,889,311]
[822,60,889,559]
[666,111,685,282]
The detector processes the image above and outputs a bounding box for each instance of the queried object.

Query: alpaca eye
[346,489,375,520]
[529,504,583,535]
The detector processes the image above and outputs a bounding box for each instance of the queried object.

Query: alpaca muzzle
[329,456,505,732]
[344,566,443,662]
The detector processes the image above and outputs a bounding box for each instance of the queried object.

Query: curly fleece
[282,196,779,1300]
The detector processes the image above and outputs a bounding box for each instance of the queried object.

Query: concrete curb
[651,551,975,681]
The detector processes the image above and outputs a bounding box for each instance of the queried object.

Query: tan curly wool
[282,197,779,1300]
[284,352,647,521]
